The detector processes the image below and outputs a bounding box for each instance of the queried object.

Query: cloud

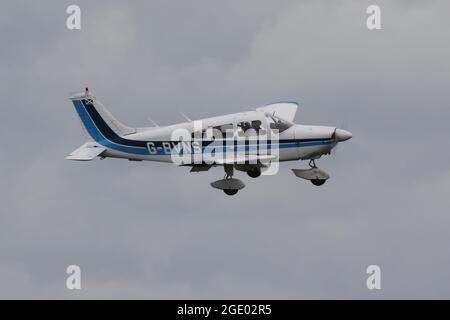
[0,0,449,298]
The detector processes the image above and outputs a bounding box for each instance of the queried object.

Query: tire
[311,179,326,186]
[224,189,238,196]
[246,168,261,178]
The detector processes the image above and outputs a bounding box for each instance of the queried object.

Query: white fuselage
[101,111,338,163]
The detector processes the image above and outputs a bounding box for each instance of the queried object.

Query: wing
[65,143,106,161]
[256,102,298,122]
[190,165,212,172]
[212,154,277,165]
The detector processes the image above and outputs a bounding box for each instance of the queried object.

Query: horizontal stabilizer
[65,143,105,161]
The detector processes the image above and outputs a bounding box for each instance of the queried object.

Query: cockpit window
[266,113,292,133]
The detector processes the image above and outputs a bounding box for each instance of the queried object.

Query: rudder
[69,88,136,141]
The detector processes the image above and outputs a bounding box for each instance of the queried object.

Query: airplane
[66,88,352,195]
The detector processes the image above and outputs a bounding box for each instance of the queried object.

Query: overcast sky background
[1,0,449,299]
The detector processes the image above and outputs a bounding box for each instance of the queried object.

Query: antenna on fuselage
[84,87,94,104]
[179,111,192,122]
[147,117,159,127]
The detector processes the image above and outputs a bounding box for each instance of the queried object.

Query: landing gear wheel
[224,189,238,196]
[246,168,261,178]
[311,179,326,186]
[211,165,245,195]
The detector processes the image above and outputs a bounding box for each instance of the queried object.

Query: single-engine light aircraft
[67,88,352,195]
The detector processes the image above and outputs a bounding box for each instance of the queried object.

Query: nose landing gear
[292,159,330,186]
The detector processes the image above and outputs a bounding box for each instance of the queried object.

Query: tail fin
[69,88,136,142]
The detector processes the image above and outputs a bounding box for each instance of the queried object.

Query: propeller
[331,121,352,156]
[332,128,339,156]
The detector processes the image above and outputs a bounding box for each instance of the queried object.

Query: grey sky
[0,0,449,298]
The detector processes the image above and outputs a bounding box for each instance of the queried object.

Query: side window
[191,130,202,140]
[192,125,232,140]
[213,124,234,138]
[237,120,266,136]
[251,120,262,131]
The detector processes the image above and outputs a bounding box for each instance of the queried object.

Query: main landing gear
[246,167,261,178]
[210,165,245,196]
[291,159,330,186]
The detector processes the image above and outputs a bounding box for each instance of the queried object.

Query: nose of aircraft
[335,129,352,141]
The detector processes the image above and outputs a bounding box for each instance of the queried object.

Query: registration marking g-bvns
[146,141,202,155]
